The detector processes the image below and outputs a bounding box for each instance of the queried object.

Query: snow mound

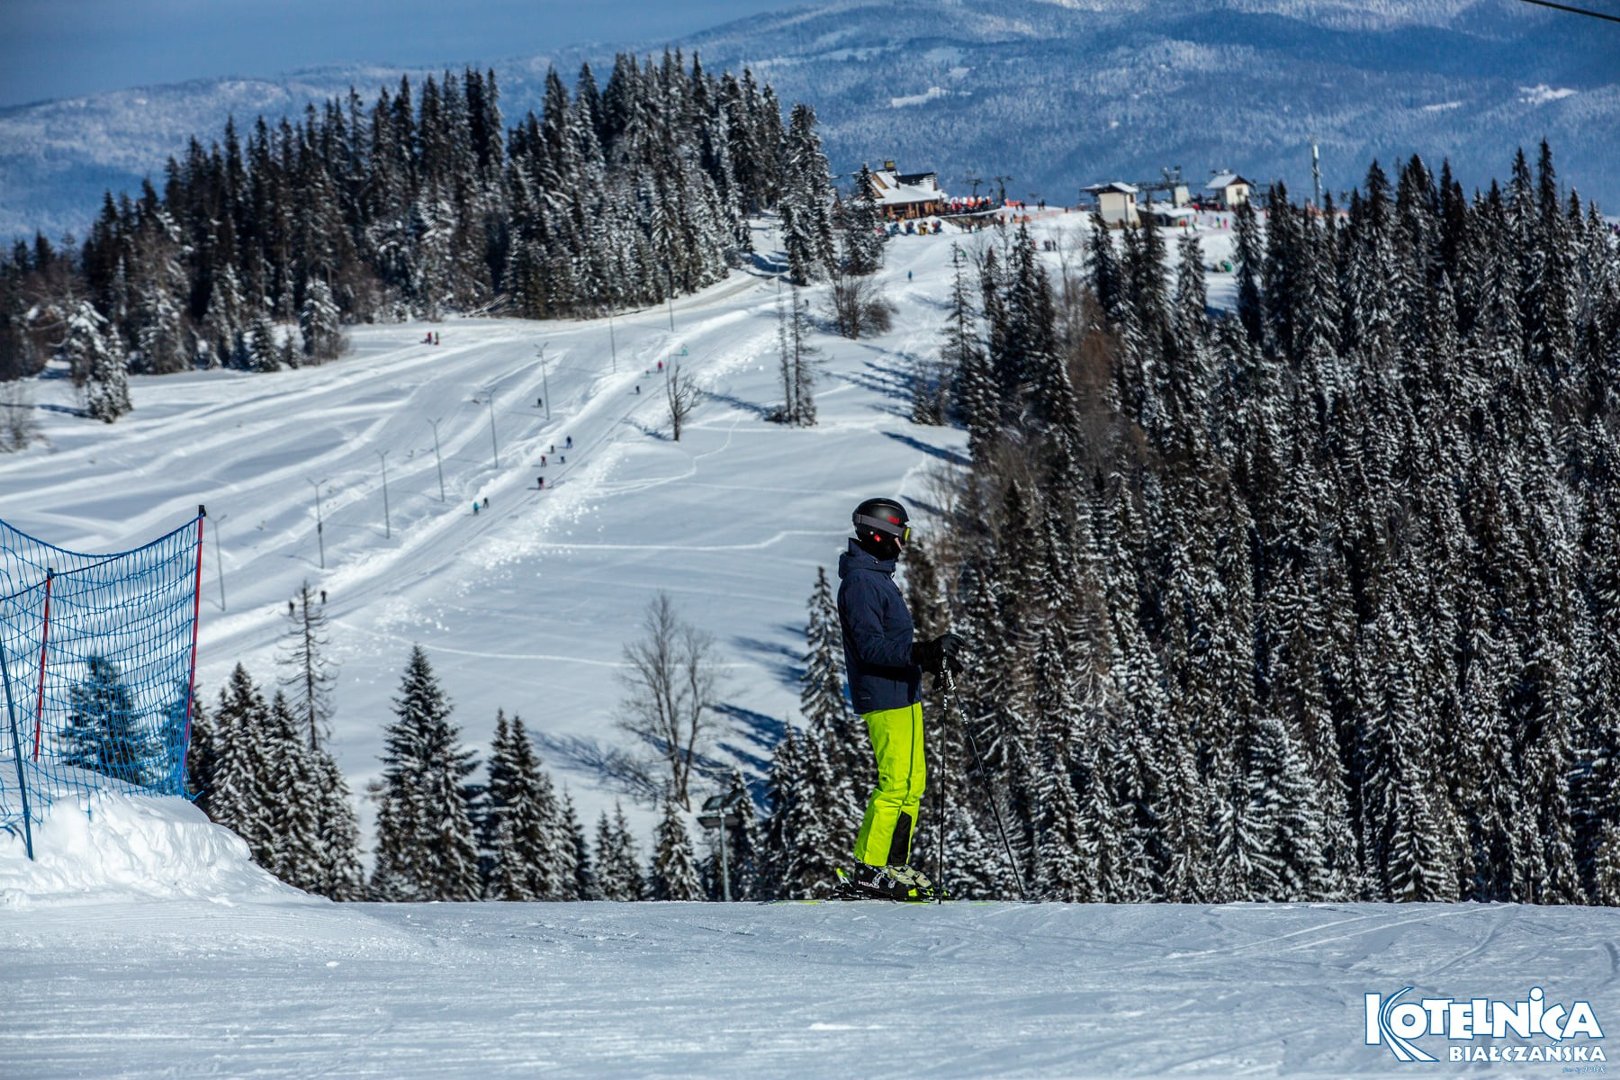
[0,788,309,908]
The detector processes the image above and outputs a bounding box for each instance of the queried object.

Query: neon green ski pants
[853,701,926,866]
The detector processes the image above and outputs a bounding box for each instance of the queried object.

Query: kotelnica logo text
[1365,987,1605,1064]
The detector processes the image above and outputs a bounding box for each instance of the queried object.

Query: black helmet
[853,497,910,548]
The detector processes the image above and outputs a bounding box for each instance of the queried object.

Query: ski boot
[837,863,939,901]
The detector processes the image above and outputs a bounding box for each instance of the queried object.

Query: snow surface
[3,790,1617,1078]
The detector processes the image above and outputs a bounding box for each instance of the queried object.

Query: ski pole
[945,669,1027,901]
[936,675,948,906]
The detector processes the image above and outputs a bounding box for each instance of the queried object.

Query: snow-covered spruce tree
[299,278,344,363]
[262,690,323,890]
[559,792,592,900]
[369,646,481,902]
[648,794,703,901]
[842,166,885,276]
[59,655,150,787]
[932,244,987,436]
[763,724,844,899]
[183,693,216,808]
[779,103,835,286]
[482,711,566,901]
[207,664,272,866]
[799,566,864,842]
[311,751,365,900]
[61,300,131,422]
[246,314,280,373]
[594,801,644,901]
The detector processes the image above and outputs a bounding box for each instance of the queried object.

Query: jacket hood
[839,537,896,579]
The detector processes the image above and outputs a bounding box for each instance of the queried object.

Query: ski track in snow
[3,896,1616,1077]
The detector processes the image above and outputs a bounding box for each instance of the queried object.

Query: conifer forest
[6,43,1618,908]
[873,145,1620,906]
[0,53,837,403]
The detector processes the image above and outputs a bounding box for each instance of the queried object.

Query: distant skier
[541,455,547,467]
[483,497,490,509]
[320,589,327,604]
[288,599,295,616]
[538,476,545,490]
[566,435,573,449]
[473,501,480,516]
[635,385,641,394]
[837,497,963,900]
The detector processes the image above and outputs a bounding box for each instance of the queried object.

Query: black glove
[912,632,966,675]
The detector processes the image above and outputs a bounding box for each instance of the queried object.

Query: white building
[1205,171,1253,209]
[1085,182,1140,228]
[868,162,949,219]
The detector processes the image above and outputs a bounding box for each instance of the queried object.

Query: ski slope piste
[0,509,205,859]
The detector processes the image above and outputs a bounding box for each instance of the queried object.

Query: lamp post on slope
[307,478,328,570]
[377,450,391,539]
[429,418,446,503]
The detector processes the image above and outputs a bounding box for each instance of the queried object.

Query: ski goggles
[855,514,911,545]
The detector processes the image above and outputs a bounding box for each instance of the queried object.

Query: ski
[832,866,942,903]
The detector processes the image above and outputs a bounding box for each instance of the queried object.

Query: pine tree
[594,801,644,901]
[649,794,703,901]
[59,655,150,787]
[369,646,481,901]
[559,792,592,900]
[483,711,565,901]
[842,165,884,275]
[207,663,272,866]
[800,566,866,807]
[779,103,835,285]
[62,300,131,422]
[262,690,322,890]
[298,278,343,362]
[942,243,992,450]
[310,750,365,900]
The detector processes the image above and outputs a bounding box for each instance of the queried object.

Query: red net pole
[180,510,206,774]
[31,569,52,761]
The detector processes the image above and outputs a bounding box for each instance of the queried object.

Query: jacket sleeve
[843,573,915,670]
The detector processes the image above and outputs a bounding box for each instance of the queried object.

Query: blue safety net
[0,511,205,849]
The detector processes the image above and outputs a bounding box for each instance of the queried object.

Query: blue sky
[0,0,791,108]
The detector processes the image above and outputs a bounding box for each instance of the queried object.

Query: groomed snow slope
[3,795,1614,1078]
[0,213,1235,845]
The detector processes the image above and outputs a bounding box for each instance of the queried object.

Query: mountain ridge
[1,0,1613,241]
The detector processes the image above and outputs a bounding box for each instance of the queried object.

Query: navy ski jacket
[837,539,921,714]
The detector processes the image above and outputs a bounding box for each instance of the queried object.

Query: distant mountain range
[2,0,1614,241]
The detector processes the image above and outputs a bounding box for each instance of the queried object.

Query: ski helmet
[852,497,911,548]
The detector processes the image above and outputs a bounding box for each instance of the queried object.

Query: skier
[837,497,963,900]
[538,476,545,490]
[566,435,573,449]
[473,501,479,516]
